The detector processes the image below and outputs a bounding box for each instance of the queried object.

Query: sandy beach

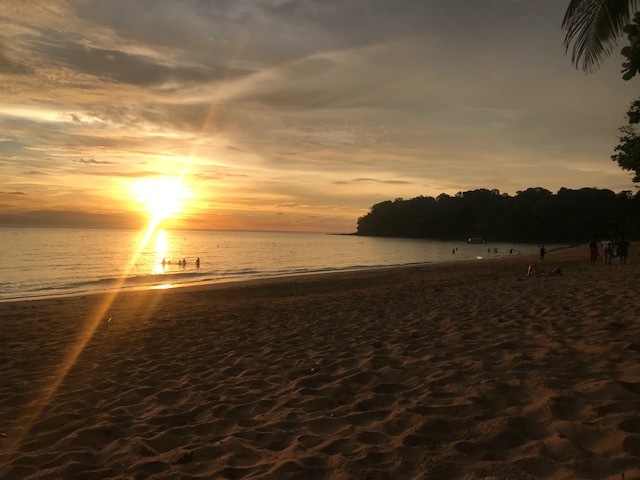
[1,246,640,479]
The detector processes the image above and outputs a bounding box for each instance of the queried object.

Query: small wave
[64,271,212,290]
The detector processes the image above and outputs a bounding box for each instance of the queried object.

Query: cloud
[334,178,414,185]
[0,209,143,228]
[0,190,27,195]
[75,158,114,164]
[84,170,175,178]
[29,34,238,88]
[0,0,637,233]
[0,42,32,74]
[84,102,215,133]
[216,43,440,112]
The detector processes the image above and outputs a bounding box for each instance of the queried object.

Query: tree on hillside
[612,99,640,181]
[562,0,640,78]
[356,188,640,241]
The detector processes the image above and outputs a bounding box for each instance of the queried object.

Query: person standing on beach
[617,237,630,265]
[601,237,613,265]
[539,245,546,262]
[588,238,599,266]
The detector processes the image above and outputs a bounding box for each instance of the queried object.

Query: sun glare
[154,229,168,273]
[132,177,190,222]
[155,228,168,256]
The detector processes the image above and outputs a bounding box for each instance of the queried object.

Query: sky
[0,0,638,233]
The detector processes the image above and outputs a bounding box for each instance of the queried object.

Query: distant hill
[356,188,640,243]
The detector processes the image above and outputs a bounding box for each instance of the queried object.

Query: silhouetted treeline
[356,188,640,243]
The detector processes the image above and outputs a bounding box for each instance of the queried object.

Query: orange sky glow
[0,1,638,233]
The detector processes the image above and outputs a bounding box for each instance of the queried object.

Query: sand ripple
[1,247,640,478]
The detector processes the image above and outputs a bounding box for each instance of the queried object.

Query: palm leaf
[562,0,640,72]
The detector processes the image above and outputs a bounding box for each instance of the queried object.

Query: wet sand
[1,246,640,479]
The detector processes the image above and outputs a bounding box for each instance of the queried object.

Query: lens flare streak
[2,217,165,466]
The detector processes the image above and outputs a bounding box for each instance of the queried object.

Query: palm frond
[562,0,640,72]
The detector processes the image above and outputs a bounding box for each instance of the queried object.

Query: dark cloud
[75,158,114,164]
[29,34,227,87]
[74,0,237,53]
[194,171,250,180]
[0,190,27,195]
[72,0,558,66]
[80,170,170,178]
[275,0,560,47]
[334,178,413,185]
[53,134,147,150]
[0,42,32,75]
[275,203,301,208]
[0,209,143,228]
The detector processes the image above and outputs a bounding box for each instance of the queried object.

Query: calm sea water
[0,227,546,301]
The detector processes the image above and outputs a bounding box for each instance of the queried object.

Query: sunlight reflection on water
[0,228,556,301]
[154,229,168,274]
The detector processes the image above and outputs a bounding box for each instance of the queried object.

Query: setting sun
[131,177,190,222]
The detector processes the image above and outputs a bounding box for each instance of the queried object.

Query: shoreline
[0,251,536,303]
[0,244,563,304]
[2,245,640,479]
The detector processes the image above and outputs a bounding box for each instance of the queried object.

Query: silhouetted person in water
[196,257,200,268]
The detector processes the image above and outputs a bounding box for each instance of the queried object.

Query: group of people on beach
[589,236,630,266]
[527,236,632,277]
[161,257,201,268]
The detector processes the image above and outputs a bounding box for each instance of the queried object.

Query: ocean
[0,227,547,302]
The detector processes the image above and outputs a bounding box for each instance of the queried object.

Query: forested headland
[356,188,640,243]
